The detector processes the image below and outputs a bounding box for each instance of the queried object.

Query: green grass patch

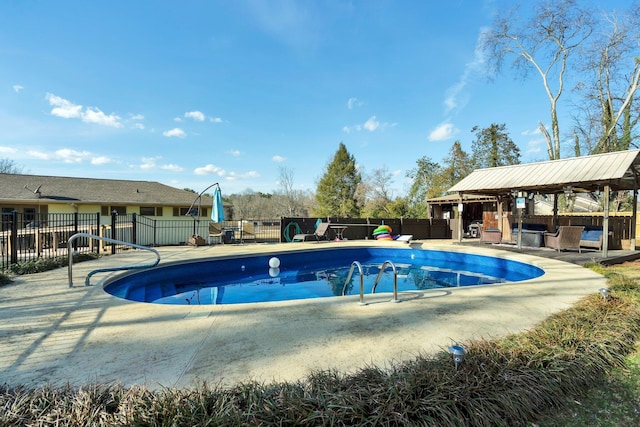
[1,264,639,426]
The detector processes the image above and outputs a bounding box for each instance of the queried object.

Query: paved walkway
[0,240,608,390]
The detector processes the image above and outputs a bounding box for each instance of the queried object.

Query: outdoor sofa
[580,226,612,250]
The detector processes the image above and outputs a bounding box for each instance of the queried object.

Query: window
[110,206,126,216]
[180,207,197,216]
[140,206,156,216]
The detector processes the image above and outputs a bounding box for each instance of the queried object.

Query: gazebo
[448,149,640,257]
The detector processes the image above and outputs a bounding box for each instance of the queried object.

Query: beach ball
[269,257,281,268]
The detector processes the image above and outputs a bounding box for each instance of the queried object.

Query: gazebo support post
[552,193,559,229]
[457,193,464,242]
[603,185,610,258]
[517,194,523,250]
[632,186,638,251]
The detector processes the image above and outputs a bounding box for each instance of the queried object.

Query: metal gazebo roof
[449,149,640,195]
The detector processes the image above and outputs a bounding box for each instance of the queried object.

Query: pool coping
[0,240,607,389]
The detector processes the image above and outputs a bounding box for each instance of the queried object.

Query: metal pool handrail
[342,261,366,305]
[67,232,160,288]
[372,260,400,303]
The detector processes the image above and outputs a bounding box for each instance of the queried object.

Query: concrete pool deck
[0,240,608,390]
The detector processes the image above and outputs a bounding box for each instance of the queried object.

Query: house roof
[449,150,640,195]
[0,173,215,206]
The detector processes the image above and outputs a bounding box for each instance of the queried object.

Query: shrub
[7,253,100,275]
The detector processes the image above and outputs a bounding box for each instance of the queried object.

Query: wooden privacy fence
[280,217,453,242]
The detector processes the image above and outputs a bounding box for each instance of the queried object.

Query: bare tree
[575,5,640,153]
[483,0,594,159]
[0,159,24,174]
[361,166,395,218]
[276,166,306,217]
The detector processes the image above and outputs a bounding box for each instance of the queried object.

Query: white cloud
[229,149,242,157]
[0,146,17,153]
[55,148,91,163]
[46,93,83,119]
[27,150,49,159]
[272,155,286,162]
[428,122,458,141]
[140,157,158,170]
[363,116,379,131]
[522,127,542,136]
[210,117,223,123]
[161,163,184,172]
[194,164,226,176]
[344,116,395,134]
[134,123,145,130]
[45,93,122,127]
[443,27,489,114]
[185,111,205,121]
[130,113,144,120]
[91,156,112,165]
[13,85,23,92]
[347,97,363,109]
[163,127,186,138]
[173,117,183,122]
[83,107,122,127]
[225,170,259,181]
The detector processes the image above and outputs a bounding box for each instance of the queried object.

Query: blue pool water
[103,247,544,305]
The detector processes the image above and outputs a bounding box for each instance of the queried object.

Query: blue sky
[0,0,631,197]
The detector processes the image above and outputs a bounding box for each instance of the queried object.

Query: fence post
[10,210,18,265]
[73,211,79,252]
[95,213,101,255]
[132,213,137,245]
[153,218,157,247]
[111,211,117,254]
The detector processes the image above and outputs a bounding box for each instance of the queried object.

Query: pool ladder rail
[67,232,161,288]
[342,260,400,305]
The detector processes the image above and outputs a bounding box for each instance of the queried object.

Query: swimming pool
[103,247,544,305]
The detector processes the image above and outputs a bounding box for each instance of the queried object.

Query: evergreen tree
[441,141,473,189]
[471,123,521,168]
[315,142,362,217]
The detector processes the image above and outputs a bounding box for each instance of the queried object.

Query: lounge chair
[239,221,257,242]
[208,222,224,244]
[292,222,329,242]
[544,226,584,253]
[394,235,413,243]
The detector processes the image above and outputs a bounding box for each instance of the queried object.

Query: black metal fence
[1,211,101,270]
[1,212,283,270]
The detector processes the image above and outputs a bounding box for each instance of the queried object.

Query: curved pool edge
[0,241,606,390]
[102,242,545,305]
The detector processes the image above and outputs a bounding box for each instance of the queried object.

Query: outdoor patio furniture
[544,226,585,253]
[580,226,612,250]
[239,221,257,242]
[481,228,502,243]
[208,222,224,244]
[511,223,548,247]
[292,222,329,242]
